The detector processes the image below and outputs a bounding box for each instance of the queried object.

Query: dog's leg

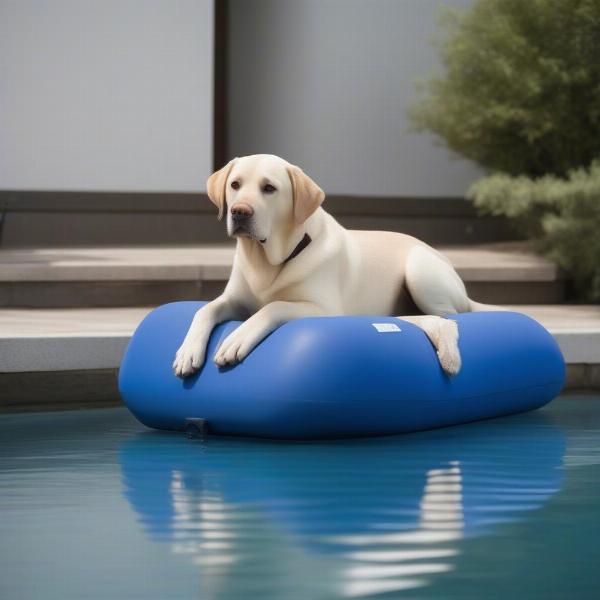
[404,245,472,316]
[401,246,471,375]
[214,301,324,367]
[398,315,461,376]
[173,295,246,378]
[405,245,504,313]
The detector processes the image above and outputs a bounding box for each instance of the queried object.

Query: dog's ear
[286,165,325,225]
[206,158,237,220]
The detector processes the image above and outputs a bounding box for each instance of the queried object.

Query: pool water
[1,396,599,599]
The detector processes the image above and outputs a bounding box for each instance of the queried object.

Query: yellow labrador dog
[173,154,494,379]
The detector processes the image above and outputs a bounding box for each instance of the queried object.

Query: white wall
[0,0,213,192]
[228,0,482,197]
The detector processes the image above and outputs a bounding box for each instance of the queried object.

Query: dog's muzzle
[230,202,254,222]
[229,203,266,242]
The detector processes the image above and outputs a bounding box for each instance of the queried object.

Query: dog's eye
[230,181,240,190]
[263,184,276,194]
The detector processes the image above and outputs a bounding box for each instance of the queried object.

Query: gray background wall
[0,0,481,198]
[228,0,482,197]
[0,0,214,192]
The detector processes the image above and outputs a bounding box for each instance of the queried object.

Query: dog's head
[206,154,324,259]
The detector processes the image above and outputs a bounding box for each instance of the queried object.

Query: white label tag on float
[372,323,402,333]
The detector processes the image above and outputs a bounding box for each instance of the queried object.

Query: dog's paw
[436,319,461,376]
[214,336,243,367]
[214,328,252,367]
[172,340,205,378]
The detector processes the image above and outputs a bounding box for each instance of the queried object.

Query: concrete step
[0,192,517,247]
[0,304,598,412]
[0,242,564,308]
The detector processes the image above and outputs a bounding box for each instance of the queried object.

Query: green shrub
[410,0,600,178]
[469,162,600,300]
[411,0,600,300]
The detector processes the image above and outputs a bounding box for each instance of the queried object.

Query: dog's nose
[230,202,254,220]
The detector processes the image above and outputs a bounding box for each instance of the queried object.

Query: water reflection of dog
[120,413,565,598]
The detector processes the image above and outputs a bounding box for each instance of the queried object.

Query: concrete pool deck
[1,303,599,411]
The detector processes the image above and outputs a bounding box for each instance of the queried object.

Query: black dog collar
[283,233,312,264]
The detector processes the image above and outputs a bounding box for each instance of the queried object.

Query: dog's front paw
[173,340,205,378]
[214,329,252,367]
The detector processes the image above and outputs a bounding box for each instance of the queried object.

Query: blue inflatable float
[118,301,565,439]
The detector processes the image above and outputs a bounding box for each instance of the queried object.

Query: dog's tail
[468,299,506,312]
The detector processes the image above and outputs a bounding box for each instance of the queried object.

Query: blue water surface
[0,396,599,599]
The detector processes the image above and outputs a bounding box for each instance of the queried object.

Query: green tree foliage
[469,162,600,300]
[411,0,600,299]
[410,0,600,178]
